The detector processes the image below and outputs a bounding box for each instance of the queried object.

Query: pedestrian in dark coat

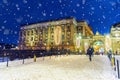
[107,50,112,61]
[87,46,94,61]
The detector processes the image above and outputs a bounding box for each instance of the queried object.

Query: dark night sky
[0,0,120,44]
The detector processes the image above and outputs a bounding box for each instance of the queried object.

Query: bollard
[22,54,24,64]
[42,54,44,61]
[2,53,4,62]
[111,57,115,67]
[66,53,68,56]
[113,57,116,71]
[34,54,36,62]
[117,60,120,79]
[6,53,9,67]
[49,54,51,59]
[49,52,51,59]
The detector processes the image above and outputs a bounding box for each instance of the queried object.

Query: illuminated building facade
[19,18,93,53]
[19,17,120,54]
[111,22,120,54]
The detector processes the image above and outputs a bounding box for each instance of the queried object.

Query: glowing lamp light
[54,26,62,45]
[115,33,119,37]
[105,34,111,51]
[76,38,80,48]
[106,34,110,38]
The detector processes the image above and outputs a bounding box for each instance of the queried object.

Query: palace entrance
[93,40,104,55]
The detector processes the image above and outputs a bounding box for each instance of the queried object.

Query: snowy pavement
[0,55,116,80]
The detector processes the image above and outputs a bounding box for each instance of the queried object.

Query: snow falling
[0,0,120,44]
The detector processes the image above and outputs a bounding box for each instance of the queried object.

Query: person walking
[87,46,94,61]
[107,50,112,61]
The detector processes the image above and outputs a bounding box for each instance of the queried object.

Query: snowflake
[42,12,46,16]
[23,0,27,4]
[3,0,8,4]
[117,0,120,3]
[101,21,103,24]
[6,37,8,40]
[16,17,23,23]
[73,9,76,13]
[51,10,54,13]
[16,4,20,11]
[30,16,33,19]
[27,14,30,17]
[99,5,102,9]
[102,15,106,19]
[50,14,52,16]
[6,8,9,11]
[13,13,16,16]
[4,29,9,35]
[38,3,42,7]
[91,7,95,10]
[51,1,54,4]
[14,31,18,34]
[60,11,63,15]
[104,26,106,29]
[59,0,62,3]
[1,39,3,42]
[1,26,5,29]
[82,13,85,16]
[17,40,19,44]
[111,8,114,11]
[16,4,19,7]
[89,12,93,16]
[4,20,7,23]
[17,8,20,11]
[98,18,100,21]
[28,6,30,9]
[76,3,80,7]
[110,1,116,6]
[82,7,84,9]
[15,26,18,28]
[116,14,120,17]
[82,0,86,4]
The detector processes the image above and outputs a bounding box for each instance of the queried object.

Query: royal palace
[19,17,120,54]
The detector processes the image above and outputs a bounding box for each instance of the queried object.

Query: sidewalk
[0,55,116,80]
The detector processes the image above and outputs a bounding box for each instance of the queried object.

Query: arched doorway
[93,40,104,55]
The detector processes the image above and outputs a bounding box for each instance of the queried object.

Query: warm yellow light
[76,38,80,48]
[105,35,111,51]
[54,26,62,45]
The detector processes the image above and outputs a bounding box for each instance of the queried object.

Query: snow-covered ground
[0,55,117,80]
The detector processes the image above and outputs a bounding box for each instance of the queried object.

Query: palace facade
[19,17,93,53]
[19,17,120,54]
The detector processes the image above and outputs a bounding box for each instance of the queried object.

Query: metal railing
[0,49,71,67]
[112,57,120,79]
